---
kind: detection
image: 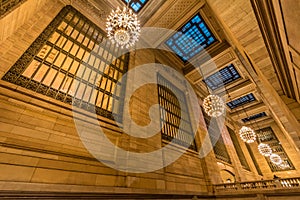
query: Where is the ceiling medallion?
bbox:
[258,143,272,157]
[270,153,283,165]
[239,126,256,143]
[203,94,225,117]
[106,6,140,48]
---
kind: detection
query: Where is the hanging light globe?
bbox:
[239,126,256,143]
[270,153,282,165]
[106,7,140,48]
[203,95,225,117]
[278,162,288,169]
[258,143,272,157]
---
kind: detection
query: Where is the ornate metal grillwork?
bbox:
[0,0,27,18]
[204,64,241,90]
[242,112,267,122]
[166,14,216,62]
[2,6,128,121]
[257,127,295,171]
[227,93,256,109]
[157,74,197,151]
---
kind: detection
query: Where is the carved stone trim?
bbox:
[0,0,28,19]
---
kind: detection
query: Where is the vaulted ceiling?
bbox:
[62,0,300,148]
[1,0,299,148]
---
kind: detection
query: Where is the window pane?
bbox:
[166,14,216,62]
[121,0,149,13]
[257,127,295,171]
[2,6,128,120]
[157,74,197,151]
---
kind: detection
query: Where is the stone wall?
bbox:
[0,0,211,194]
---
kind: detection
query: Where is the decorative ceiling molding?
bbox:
[71,0,108,30]
[250,0,296,99]
[0,0,28,19]
[145,0,205,29]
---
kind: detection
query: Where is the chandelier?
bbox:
[258,143,272,157]
[239,126,256,143]
[203,95,225,117]
[278,162,288,169]
[270,153,282,165]
[106,6,140,48]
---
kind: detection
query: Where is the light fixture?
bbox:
[202,94,225,117]
[258,143,272,157]
[239,126,256,143]
[106,3,140,48]
[278,162,288,169]
[270,153,282,165]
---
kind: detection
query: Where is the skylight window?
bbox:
[165,14,216,62]
[204,64,241,90]
[242,112,267,122]
[227,93,256,109]
[123,0,148,13]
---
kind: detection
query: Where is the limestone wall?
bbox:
[0,0,211,194]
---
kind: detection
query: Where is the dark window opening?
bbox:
[157,74,197,151]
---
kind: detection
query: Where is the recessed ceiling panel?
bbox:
[165,14,216,62]
[122,0,149,13]
[227,93,256,109]
[204,64,241,90]
[242,112,267,122]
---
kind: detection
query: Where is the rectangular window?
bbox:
[228,126,250,170]
[227,93,256,109]
[257,127,294,171]
[122,0,149,13]
[204,64,241,90]
[2,6,128,121]
[242,112,267,123]
[157,74,197,151]
[166,14,216,62]
[202,109,231,164]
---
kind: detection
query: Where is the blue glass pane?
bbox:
[122,0,148,13]
[242,112,267,122]
[165,14,216,62]
[227,93,256,109]
[131,3,141,12]
[204,64,241,90]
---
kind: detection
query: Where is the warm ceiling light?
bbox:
[270,153,283,165]
[203,94,225,117]
[278,162,288,169]
[106,6,140,48]
[239,126,256,143]
[258,143,272,157]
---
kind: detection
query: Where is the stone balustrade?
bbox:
[214,177,300,192]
